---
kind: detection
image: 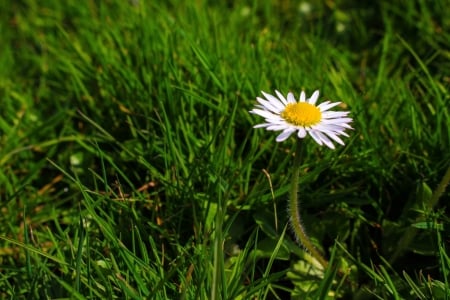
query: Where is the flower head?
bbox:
[250,90,352,149]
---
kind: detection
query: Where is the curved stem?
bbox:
[289,139,328,269]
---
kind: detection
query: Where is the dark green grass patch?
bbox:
[0,0,449,299]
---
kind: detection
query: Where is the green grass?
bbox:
[1,0,449,299]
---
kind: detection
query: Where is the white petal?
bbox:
[256,97,284,113]
[337,117,353,123]
[322,130,345,145]
[287,92,296,103]
[318,101,341,111]
[266,124,289,131]
[275,90,288,105]
[250,109,279,120]
[317,100,331,107]
[321,111,350,118]
[261,91,286,109]
[297,127,307,138]
[326,124,352,131]
[299,91,306,102]
[253,123,272,128]
[308,130,323,146]
[276,128,296,142]
[314,124,350,136]
[253,105,266,111]
[265,118,288,124]
[308,90,320,105]
[321,118,352,125]
[316,131,335,149]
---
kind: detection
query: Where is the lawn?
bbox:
[0,0,449,299]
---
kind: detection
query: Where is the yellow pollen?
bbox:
[280,102,322,126]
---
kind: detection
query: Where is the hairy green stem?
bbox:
[289,139,328,269]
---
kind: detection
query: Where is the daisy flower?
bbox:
[250,90,352,149]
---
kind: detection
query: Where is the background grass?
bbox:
[0,0,449,299]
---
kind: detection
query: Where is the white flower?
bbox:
[250,90,352,149]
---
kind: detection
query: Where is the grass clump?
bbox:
[0,0,449,299]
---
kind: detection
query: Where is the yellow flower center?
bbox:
[280,102,322,126]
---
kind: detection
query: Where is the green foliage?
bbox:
[0,0,449,299]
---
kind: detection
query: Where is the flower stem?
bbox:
[289,139,328,269]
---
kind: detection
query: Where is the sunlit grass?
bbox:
[0,0,449,299]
